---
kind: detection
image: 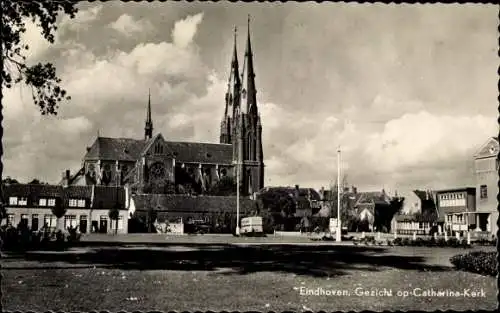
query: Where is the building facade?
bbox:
[473,136,498,235]
[2,183,128,234]
[392,190,442,235]
[436,188,476,233]
[64,19,264,197]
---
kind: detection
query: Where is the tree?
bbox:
[2,177,20,185]
[108,203,120,235]
[28,178,47,185]
[328,180,360,231]
[208,176,237,196]
[1,1,79,223]
[374,196,404,232]
[51,197,66,230]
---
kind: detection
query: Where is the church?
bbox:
[64,19,265,197]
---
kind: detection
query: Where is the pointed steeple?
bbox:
[228,26,241,113]
[242,15,257,116]
[145,88,153,140]
[221,26,241,144]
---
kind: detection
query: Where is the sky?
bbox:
[2,2,498,197]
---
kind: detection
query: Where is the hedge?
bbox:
[450,251,497,276]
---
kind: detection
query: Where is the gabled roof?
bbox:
[84,137,147,161]
[355,191,390,206]
[2,183,126,210]
[140,133,164,157]
[3,184,62,198]
[132,194,256,213]
[164,141,233,165]
[83,135,234,165]
[91,186,126,210]
[473,136,499,160]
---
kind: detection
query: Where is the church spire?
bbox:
[221,26,241,144]
[145,88,153,140]
[242,15,257,116]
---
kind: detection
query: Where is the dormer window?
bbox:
[39,198,47,206]
[9,197,18,205]
[18,197,28,206]
[69,199,85,207]
[48,199,56,206]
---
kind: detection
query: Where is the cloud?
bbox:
[2,4,496,195]
[60,4,103,32]
[171,12,204,48]
[109,14,153,35]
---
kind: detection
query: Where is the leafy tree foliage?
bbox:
[1,1,78,223]
[108,202,120,234]
[28,178,47,184]
[374,196,404,232]
[2,177,20,184]
[208,176,237,196]
[51,197,66,230]
[2,1,78,114]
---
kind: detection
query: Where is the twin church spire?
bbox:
[220,15,260,144]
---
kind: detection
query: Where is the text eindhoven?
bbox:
[299,287,486,298]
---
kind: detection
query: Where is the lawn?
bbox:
[1,240,497,311]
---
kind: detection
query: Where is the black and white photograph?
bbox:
[1,1,498,311]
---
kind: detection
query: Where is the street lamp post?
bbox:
[336,147,342,242]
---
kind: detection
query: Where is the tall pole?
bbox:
[336,147,342,242]
[236,160,240,236]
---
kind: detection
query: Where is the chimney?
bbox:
[61,171,69,187]
[86,146,91,152]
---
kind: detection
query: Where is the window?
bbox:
[69,199,78,207]
[44,214,57,228]
[154,143,164,154]
[480,185,488,199]
[39,198,47,206]
[48,198,56,206]
[77,199,86,207]
[18,197,27,205]
[117,216,123,230]
[64,215,77,229]
[7,214,15,226]
[9,197,17,205]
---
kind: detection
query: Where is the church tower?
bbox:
[220,27,241,145]
[233,16,265,195]
[145,89,153,140]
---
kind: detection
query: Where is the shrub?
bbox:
[448,237,460,247]
[393,237,403,246]
[0,225,82,252]
[450,251,497,276]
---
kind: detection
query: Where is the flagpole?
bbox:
[336,147,342,242]
[236,159,240,235]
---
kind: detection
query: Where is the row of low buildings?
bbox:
[391,136,499,237]
[1,137,497,236]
